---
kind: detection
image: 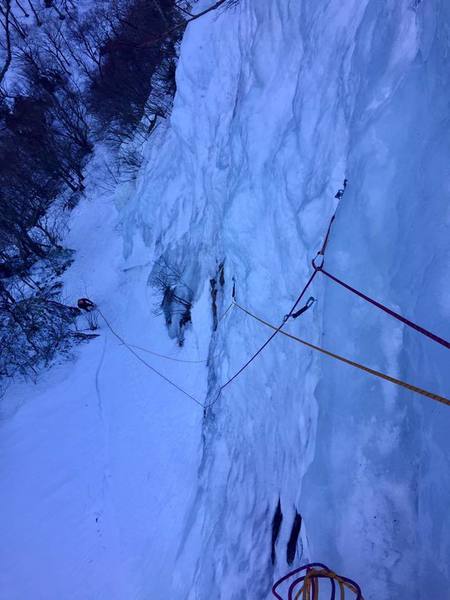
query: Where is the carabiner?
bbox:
[312,252,324,271]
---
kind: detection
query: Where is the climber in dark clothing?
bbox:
[77,297,96,311]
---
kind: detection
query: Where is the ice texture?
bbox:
[1,1,449,598]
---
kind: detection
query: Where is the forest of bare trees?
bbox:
[0,0,187,382]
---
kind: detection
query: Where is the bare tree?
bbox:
[0,0,12,86]
[140,0,237,48]
[27,0,42,26]
[0,0,208,378]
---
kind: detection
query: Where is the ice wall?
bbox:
[301,1,450,597]
[123,0,450,597]
[1,1,449,599]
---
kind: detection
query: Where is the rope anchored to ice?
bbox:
[311,179,450,351]
[94,178,449,410]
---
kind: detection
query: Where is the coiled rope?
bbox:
[272,562,363,600]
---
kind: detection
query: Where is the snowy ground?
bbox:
[1,0,450,598]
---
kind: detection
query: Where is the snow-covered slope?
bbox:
[1,1,450,599]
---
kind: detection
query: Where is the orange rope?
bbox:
[293,567,361,599]
[234,302,450,408]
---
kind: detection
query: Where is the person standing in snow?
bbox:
[77,297,96,311]
[76,298,98,330]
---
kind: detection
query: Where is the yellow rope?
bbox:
[293,567,361,600]
[234,302,450,408]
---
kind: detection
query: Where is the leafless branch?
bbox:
[0,0,12,86]
[27,0,41,27]
[140,0,234,48]
[15,0,29,18]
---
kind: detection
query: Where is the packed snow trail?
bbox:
[1,1,450,599]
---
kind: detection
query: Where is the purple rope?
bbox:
[273,562,362,600]
[272,563,328,599]
[205,269,319,409]
[320,267,450,351]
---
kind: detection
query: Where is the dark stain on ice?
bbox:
[271,498,283,564]
[286,511,302,565]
